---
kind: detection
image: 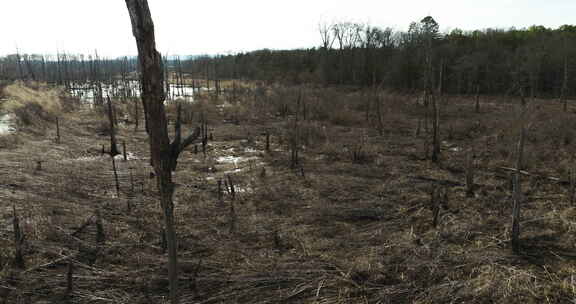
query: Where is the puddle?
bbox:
[67,152,140,162]
[0,114,16,134]
[114,152,140,161]
[244,147,259,153]
[442,141,461,152]
[234,185,253,193]
[216,155,254,165]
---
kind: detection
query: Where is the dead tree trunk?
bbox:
[66,261,74,298]
[56,117,61,143]
[570,167,576,205]
[561,54,569,112]
[511,110,526,254]
[112,156,121,198]
[134,97,140,132]
[107,96,120,156]
[475,84,481,113]
[13,206,25,269]
[465,147,475,197]
[431,60,443,163]
[124,1,201,303]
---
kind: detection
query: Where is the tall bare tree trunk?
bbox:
[125,2,200,303]
[431,60,443,163]
[511,108,526,254]
[561,54,569,112]
[107,96,120,156]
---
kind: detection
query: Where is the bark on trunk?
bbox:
[124,1,199,303]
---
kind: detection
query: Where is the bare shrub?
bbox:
[296,121,326,147]
[165,97,218,124]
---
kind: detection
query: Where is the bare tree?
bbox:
[431,59,443,162]
[124,1,200,303]
[106,95,120,156]
[318,22,335,50]
[318,22,335,84]
[332,22,363,83]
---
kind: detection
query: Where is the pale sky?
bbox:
[1,0,575,57]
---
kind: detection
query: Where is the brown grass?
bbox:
[1,82,69,128]
[1,82,576,303]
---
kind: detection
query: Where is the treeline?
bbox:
[0,53,138,87]
[184,18,576,97]
[0,52,195,90]
[3,16,576,98]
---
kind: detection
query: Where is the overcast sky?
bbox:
[1,0,575,57]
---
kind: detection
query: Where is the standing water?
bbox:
[69,80,206,104]
[0,114,15,134]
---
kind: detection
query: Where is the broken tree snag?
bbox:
[169,103,200,172]
[226,174,237,234]
[35,160,43,172]
[95,208,105,245]
[511,115,526,254]
[56,117,61,143]
[430,188,440,228]
[112,156,121,198]
[125,1,200,303]
[13,206,25,269]
[107,96,120,157]
[66,261,74,298]
[134,97,140,132]
[570,167,576,205]
[475,84,481,113]
[465,147,475,197]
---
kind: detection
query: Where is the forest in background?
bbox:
[190,19,576,98]
[2,17,576,98]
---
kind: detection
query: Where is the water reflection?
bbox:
[68,80,206,104]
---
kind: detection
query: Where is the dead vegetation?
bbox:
[1,81,576,303]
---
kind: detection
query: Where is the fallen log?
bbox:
[495,166,564,184]
[410,176,463,187]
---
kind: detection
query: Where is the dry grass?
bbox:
[1,82,69,128]
[3,82,64,114]
[1,82,576,303]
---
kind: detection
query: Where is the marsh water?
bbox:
[69,80,206,103]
